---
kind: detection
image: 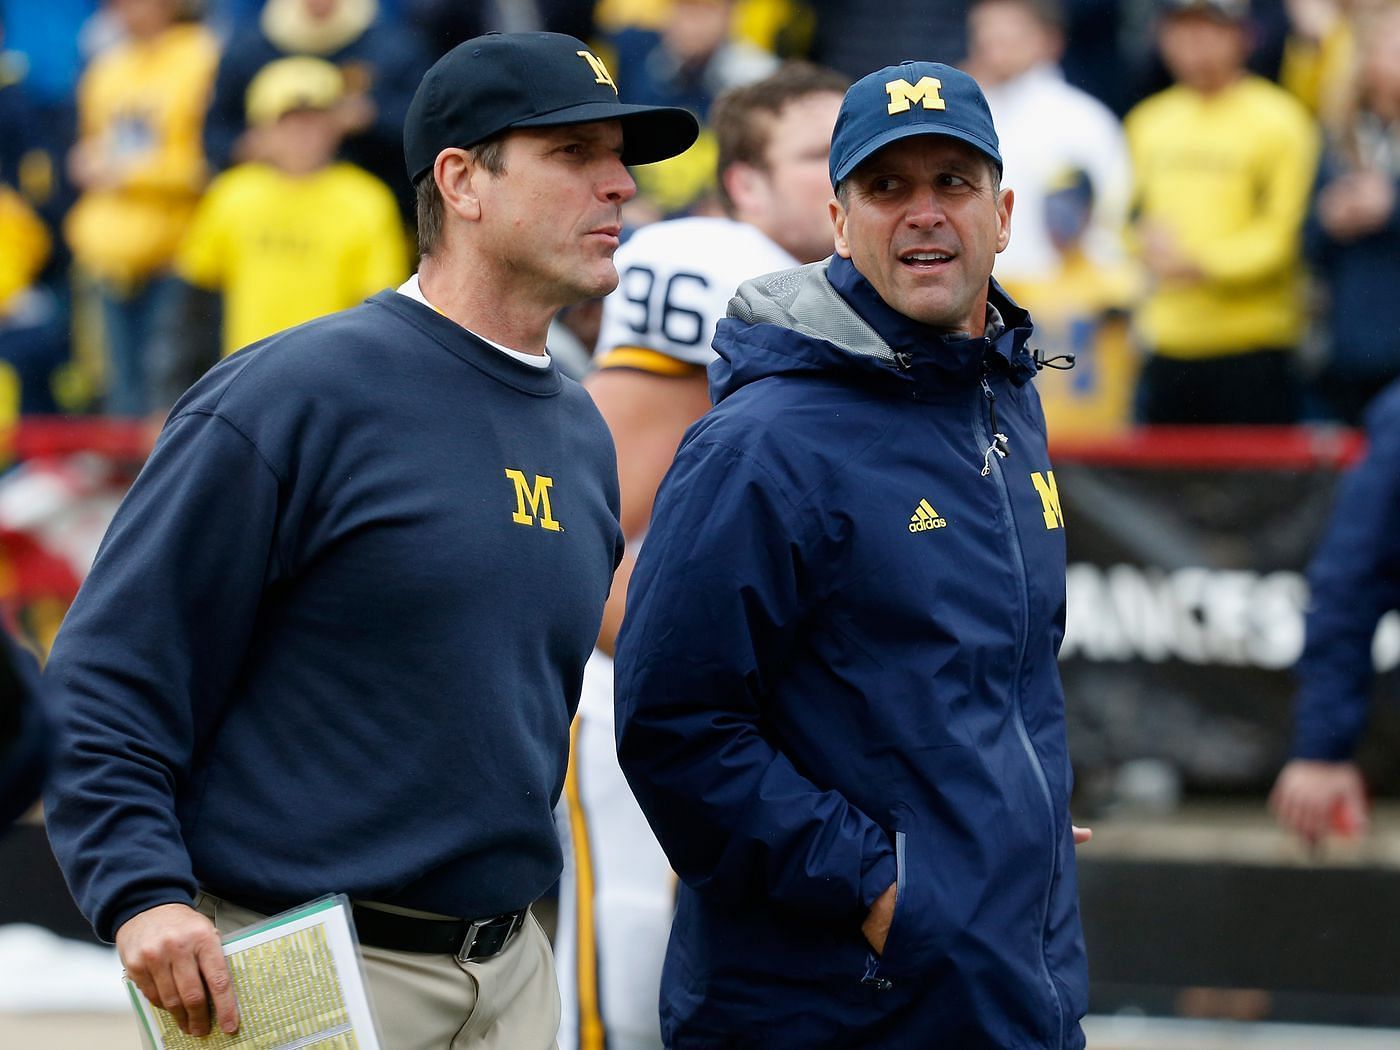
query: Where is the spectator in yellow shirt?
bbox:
[153,55,407,407]
[0,184,47,317]
[1125,0,1319,424]
[0,182,63,428]
[63,0,218,417]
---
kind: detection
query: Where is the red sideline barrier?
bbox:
[0,418,1373,472]
[10,416,152,462]
[1050,425,1367,470]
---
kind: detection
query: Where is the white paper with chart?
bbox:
[126,894,381,1050]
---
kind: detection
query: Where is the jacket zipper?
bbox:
[979,376,1010,476]
[975,376,1066,1047]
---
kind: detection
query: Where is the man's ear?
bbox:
[830,197,852,259]
[436,148,482,223]
[723,162,765,215]
[995,187,1014,254]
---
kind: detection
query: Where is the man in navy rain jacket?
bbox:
[1270,377,1400,844]
[615,61,1089,1048]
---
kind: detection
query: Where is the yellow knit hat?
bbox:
[245,56,345,127]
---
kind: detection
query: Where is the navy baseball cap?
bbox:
[829,61,1002,187]
[404,32,700,184]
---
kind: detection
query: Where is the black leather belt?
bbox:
[351,903,529,963]
[206,890,528,963]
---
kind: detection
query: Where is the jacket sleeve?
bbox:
[43,410,284,941]
[1291,391,1400,760]
[615,437,896,920]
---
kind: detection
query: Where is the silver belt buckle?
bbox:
[456,909,526,964]
[455,917,491,963]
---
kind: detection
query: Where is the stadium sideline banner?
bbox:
[1053,428,1400,797]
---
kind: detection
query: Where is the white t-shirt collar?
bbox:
[397,274,552,370]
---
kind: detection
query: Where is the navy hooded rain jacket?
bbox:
[615,256,1089,1049]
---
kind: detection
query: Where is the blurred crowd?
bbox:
[0,0,1398,436]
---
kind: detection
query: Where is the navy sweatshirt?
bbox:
[44,291,623,942]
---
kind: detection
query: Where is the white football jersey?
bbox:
[595,216,799,370]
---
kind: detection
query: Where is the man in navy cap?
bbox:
[615,61,1089,1047]
[44,32,696,1048]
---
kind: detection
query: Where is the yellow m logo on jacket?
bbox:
[1030,471,1064,530]
[885,77,946,115]
[505,469,561,532]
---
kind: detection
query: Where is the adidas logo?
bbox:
[909,499,948,533]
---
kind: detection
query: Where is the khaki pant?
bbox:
[195,893,560,1050]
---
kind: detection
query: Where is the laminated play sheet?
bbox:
[127,895,380,1050]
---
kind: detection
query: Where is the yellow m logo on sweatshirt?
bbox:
[505,469,561,532]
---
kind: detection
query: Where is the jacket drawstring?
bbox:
[979,375,1010,476]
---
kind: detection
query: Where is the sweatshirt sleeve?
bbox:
[615,438,896,920]
[1291,394,1400,760]
[43,409,285,941]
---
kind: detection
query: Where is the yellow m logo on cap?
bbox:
[885,76,947,116]
[505,469,562,532]
[577,50,618,94]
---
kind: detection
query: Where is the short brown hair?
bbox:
[414,136,508,259]
[710,61,850,215]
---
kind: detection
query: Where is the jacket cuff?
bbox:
[1289,699,1364,762]
[1289,736,1358,763]
[859,845,897,911]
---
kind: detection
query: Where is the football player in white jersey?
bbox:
[557,61,849,1050]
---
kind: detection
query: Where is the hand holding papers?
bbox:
[127,895,381,1050]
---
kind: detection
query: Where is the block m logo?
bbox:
[505,469,562,532]
[885,76,946,116]
[1030,471,1064,530]
[576,50,618,93]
